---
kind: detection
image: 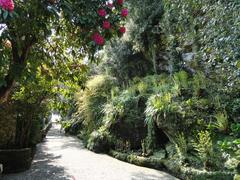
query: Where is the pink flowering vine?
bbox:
[119,27,126,34]
[92,1,128,46]
[0,0,14,12]
[107,2,114,9]
[103,20,111,29]
[117,0,124,6]
[121,8,128,17]
[98,8,107,17]
[92,32,105,46]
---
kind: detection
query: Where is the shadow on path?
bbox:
[2,124,178,180]
[2,126,72,180]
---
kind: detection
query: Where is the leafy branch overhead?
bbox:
[0,0,129,103]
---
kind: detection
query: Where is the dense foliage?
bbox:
[1,0,240,179]
[0,0,128,104]
[61,0,240,179]
[0,0,128,150]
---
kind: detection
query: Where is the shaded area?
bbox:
[2,126,73,180]
[0,148,32,174]
[2,146,71,180]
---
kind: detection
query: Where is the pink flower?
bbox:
[119,27,126,34]
[0,0,14,12]
[103,20,111,29]
[98,9,107,17]
[117,0,124,6]
[107,3,114,9]
[121,8,128,17]
[92,32,105,46]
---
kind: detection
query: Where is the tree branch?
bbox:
[0,36,37,103]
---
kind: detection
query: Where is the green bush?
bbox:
[87,130,112,153]
[160,0,240,76]
[100,75,170,150]
[107,93,147,150]
[193,131,213,169]
[59,0,240,177]
[14,101,48,148]
[75,75,117,136]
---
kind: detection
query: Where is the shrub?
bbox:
[175,132,188,162]
[87,130,112,153]
[192,131,213,169]
[160,0,240,78]
[75,75,117,135]
[99,75,166,150]
[213,111,229,134]
[103,89,147,150]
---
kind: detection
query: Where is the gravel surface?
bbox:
[2,124,178,180]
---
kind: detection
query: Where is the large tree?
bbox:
[0,0,128,103]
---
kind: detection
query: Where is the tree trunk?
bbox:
[0,37,35,103]
[0,58,25,103]
[0,76,15,103]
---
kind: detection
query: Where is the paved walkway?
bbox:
[2,124,177,180]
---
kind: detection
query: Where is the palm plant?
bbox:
[213,111,229,134]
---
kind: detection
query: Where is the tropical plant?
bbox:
[213,111,229,134]
[173,70,189,90]
[193,131,213,169]
[231,123,240,138]
[175,132,188,162]
[75,75,117,135]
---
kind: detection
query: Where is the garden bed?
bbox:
[0,148,33,174]
[109,150,235,180]
[109,150,166,170]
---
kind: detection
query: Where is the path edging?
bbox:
[109,150,235,180]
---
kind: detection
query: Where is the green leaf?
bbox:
[73,76,78,82]
[3,11,8,20]
[236,60,240,69]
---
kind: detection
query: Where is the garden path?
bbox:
[2,124,177,180]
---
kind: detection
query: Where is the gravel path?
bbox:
[2,124,178,180]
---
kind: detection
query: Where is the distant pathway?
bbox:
[2,124,177,180]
